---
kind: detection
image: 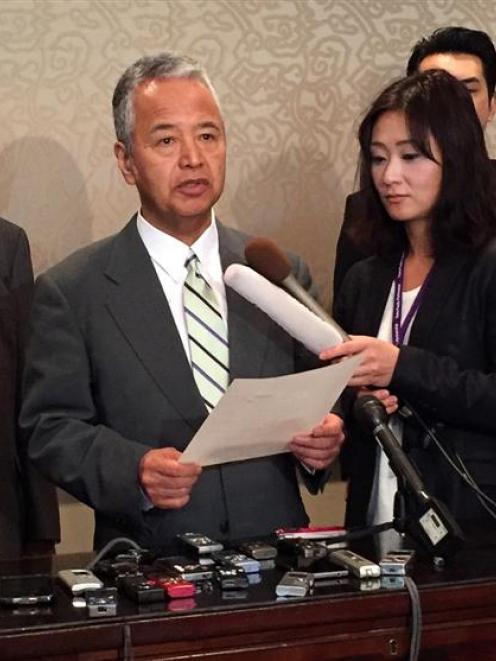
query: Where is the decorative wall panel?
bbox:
[1,0,494,302]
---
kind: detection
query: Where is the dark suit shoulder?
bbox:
[343,190,366,223]
[0,216,25,238]
[333,253,391,325]
[217,221,251,246]
[216,222,253,262]
[0,217,27,260]
[218,221,309,278]
[339,254,383,290]
[460,238,496,294]
[32,230,125,326]
[333,191,368,300]
[40,233,117,290]
[437,239,496,287]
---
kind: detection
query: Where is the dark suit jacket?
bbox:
[23,219,327,550]
[333,191,368,301]
[333,243,496,530]
[0,218,59,558]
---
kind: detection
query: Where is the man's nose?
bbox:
[179,137,202,168]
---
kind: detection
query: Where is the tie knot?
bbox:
[185,252,198,271]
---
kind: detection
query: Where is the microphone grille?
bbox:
[245,237,292,283]
[353,395,388,430]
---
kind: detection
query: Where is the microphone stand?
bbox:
[353,396,465,561]
[391,470,415,536]
[335,489,461,564]
[387,477,463,561]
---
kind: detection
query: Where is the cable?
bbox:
[123,623,134,661]
[454,453,496,519]
[402,400,496,522]
[318,522,396,553]
[406,401,496,511]
[86,537,142,571]
[404,576,422,661]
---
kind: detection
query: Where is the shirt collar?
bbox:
[136,209,219,283]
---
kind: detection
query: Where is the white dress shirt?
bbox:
[367,283,421,527]
[136,209,228,363]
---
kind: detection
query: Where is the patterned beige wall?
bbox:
[1,0,495,302]
[1,0,495,551]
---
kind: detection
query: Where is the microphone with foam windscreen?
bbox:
[244,237,349,341]
[224,263,345,354]
[354,395,464,557]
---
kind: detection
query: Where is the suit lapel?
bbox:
[409,252,471,347]
[355,257,398,336]
[218,223,273,380]
[358,252,470,346]
[103,219,206,428]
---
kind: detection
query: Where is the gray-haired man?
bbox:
[22,52,344,549]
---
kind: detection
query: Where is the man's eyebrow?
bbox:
[150,122,176,133]
[197,121,222,130]
[150,120,222,133]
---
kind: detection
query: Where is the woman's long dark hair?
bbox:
[352,69,496,258]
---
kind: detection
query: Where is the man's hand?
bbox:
[139,447,202,510]
[289,413,345,471]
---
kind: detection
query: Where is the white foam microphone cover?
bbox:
[224,264,344,354]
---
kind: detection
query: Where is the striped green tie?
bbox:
[183,253,229,411]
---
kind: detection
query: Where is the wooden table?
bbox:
[1,534,496,660]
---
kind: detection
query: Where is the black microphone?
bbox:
[354,395,464,557]
[244,237,349,342]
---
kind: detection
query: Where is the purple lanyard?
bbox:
[392,252,433,346]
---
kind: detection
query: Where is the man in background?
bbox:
[0,218,59,557]
[333,26,496,300]
[22,52,344,550]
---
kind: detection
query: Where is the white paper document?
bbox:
[180,355,361,467]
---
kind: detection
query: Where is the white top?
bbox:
[136,210,227,363]
[367,282,421,526]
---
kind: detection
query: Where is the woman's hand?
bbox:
[356,387,399,415]
[320,336,400,388]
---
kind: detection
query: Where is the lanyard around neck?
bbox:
[392,251,434,346]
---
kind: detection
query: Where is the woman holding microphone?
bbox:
[326,70,496,535]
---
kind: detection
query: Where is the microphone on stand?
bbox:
[354,395,464,558]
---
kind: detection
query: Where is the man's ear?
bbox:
[114,141,136,185]
[488,94,496,124]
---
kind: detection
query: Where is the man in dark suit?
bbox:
[333,26,496,301]
[22,53,344,550]
[0,218,59,558]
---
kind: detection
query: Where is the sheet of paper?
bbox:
[180,355,361,466]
